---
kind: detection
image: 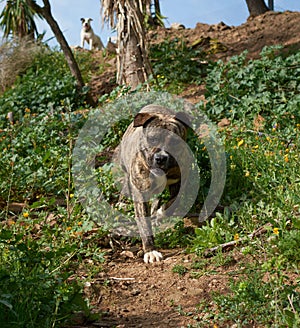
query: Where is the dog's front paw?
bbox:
[143,250,163,263]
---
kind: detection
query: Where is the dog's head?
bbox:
[81,18,92,31]
[133,111,190,172]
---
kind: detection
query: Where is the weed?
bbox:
[211,270,300,327]
[172,264,188,276]
[155,221,194,249]
[150,38,207,91]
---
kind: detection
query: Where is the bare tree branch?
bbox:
[26,0,83,87]
[26,0,96,105]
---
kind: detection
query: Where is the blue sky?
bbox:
[0,0,299,48]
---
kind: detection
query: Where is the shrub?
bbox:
[0,46,91,120]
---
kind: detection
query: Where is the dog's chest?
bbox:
[81,30,94,40]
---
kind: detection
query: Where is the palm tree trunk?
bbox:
[116,0,152,89]
[120,28,146,88]
[101,0,153,89]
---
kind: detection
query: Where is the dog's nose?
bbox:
[154,153,168,166]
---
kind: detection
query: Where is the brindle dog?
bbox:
[118,104,190,263]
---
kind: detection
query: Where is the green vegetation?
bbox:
[0,39,299,327]
[0,44,102,327]
[164,46,300,327]
[150,38,206,92]
[172,264,188,276]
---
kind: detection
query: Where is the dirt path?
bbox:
[84,249,238,327]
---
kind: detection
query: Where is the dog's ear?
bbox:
[133,113,156,127]
[80,18,85,22]
[174,112,191,127]
[88,18,93,22]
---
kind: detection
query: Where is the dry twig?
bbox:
[204,223,272,257]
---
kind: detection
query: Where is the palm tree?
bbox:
[0,0,42,39]
[101,0,153,89]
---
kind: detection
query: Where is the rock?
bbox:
[217,21,231,31]
[120,250,135,259]
[218,118,231,128]
[131,288,141,296]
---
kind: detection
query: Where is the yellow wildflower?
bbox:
[23,212,29,218]
[284,154,289,163]
[245,171,250,177]
[234,233,239,241]
[69,193,74,198]
[273,228,279,235]
[25,108,31,113]
[237,139,244,147]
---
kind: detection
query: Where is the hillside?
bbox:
[90,10,300,103]
[0,10,299,328]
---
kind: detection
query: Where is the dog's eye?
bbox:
[147,135,160,145]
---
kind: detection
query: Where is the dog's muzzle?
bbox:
[153,150,171,170]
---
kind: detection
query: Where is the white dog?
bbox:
[80,18,104,50]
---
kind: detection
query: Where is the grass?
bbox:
[0,39,299,327]
[0,39,41,93]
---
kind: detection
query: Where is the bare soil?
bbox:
[84,249,237,327]
[75,11,300,328]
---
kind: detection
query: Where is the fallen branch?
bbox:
[204,223,272,257]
